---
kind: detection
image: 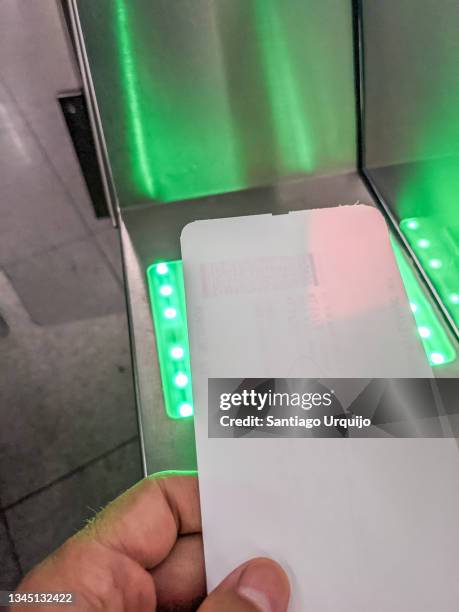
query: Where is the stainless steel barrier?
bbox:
[66,0,459,473]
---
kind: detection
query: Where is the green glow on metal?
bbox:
[115,0,155,196]
[253,0,313,172]
[400,217,459,330]
[147,261,193,419]
[114,0,243,202]
[110,2,354,202]
[391,237,456,367]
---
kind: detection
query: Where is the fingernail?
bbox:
[237,560,289,612]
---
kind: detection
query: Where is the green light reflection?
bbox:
[112,1,354,202]
[391,237,456,367]
[400,217,459,330]
[115,0,155,197]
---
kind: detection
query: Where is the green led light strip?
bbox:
[148,245,455,420]
[391,237,456,367]
[400,217,459,330]
[147,261,193,419]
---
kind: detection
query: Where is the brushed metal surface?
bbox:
[118,172,459,474]
[360,0,459,340]
[72,0,459,472]
[75,0,356,207]
[361,0,459,169]
[72,0,359,469]
[122,172,377,473]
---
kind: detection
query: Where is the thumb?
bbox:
[198,557,290,612]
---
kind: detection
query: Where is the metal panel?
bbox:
[121,173,459,473]
[362,0,459,169]
[360,0,459,340]
[75,0,357,207]
[72,0,459,473]
[122,172,382,473]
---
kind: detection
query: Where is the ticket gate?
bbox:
[63,0,459,473]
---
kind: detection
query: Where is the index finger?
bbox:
[79,471,201,569]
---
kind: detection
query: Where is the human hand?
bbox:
[15,472,290,611]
